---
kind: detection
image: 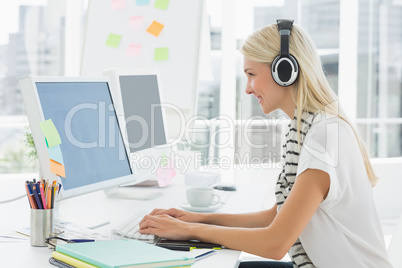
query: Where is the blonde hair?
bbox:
[240,24,378,187]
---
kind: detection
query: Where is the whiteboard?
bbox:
[81,0,203,112]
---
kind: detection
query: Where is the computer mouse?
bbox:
[213,184,237,191]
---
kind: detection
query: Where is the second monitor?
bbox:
[104,68,173,184]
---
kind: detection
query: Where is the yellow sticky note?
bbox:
[154,0,170,10]
[146,21,164,37]
[106,33,122,48]
[50,159,66,178]
[154,47,169,61]
[40,119,61,148]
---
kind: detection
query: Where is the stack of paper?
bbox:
[50,239,194,268]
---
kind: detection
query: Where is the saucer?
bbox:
[178,202,224,212]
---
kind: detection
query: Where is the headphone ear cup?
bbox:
[271,55,299,87]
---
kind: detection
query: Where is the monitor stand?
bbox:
[103,183,163,200]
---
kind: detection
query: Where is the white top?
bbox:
[296,114,392,268]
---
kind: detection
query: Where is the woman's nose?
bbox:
[245,85,253,95]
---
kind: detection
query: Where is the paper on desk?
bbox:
[13,220,110,241]
[54,221,110,240]
[0,232,29,243]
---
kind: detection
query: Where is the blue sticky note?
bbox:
[136,0,150,6]
[48,145,64,165]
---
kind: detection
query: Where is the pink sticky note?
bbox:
[156,158,176,187]
[112,0,125,9]
[126,43,142,56]
[129,16,144,28]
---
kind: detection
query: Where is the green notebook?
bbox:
[55,239,195,268]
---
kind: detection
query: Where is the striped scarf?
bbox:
[275,110,317,268]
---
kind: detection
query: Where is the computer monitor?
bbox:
[103,68,173,182]
[19,76,142,200]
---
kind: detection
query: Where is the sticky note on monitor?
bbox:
[106,33,122,48]
[154,0,170,10]
[40,119,61,148]
[146,21,164,37]
[48,145,64,165]
[154,47,169,61]
[50,159,66,178]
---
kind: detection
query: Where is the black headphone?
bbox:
[271,19,299,87]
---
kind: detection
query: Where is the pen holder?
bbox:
[30,209,53,247]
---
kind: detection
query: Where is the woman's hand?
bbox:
[139,208,202,225]
[139,214,195,240]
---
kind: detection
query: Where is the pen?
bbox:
[35,183,43,208]
[70,239,95,243]
[26,182,38,209]
[51,185,55,209]
[39,183,47,209]
[32,184,43,209]
[57,183,62,195]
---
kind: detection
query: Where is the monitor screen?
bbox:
[35,81,132,192]
[119,75,167,153]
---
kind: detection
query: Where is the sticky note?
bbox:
[154,0,170,10]
[154,47,169,61]
[156,158,176,187]
[50,159,66,178]
[146,21,164,37]
[48,145,64,165]
[136,0,150,6]
[111,0,125,9]
[126,43,142,56]
[40,119,61,148]
[129,16,144,27]
[105,33,122,48]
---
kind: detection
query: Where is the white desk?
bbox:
[0,167,281,268]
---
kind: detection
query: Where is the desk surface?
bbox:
[0,168,280,267]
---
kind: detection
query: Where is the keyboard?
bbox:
[111,213,159,243]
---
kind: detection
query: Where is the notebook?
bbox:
[51,251,97,268]
[55,239,195,268]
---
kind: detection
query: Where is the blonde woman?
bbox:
[139,20,392,268]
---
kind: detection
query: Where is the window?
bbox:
[0,0,400,175]
[0,1,87,174]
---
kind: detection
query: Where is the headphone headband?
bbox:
[277,19,293,57]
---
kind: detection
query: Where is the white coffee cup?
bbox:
[186,187,221,207]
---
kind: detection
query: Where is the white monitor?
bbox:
[19,76,142,200]
[103,68,173,182]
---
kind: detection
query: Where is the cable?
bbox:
[0,194,26,204]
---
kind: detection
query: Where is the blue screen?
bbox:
[36,82,132,191]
